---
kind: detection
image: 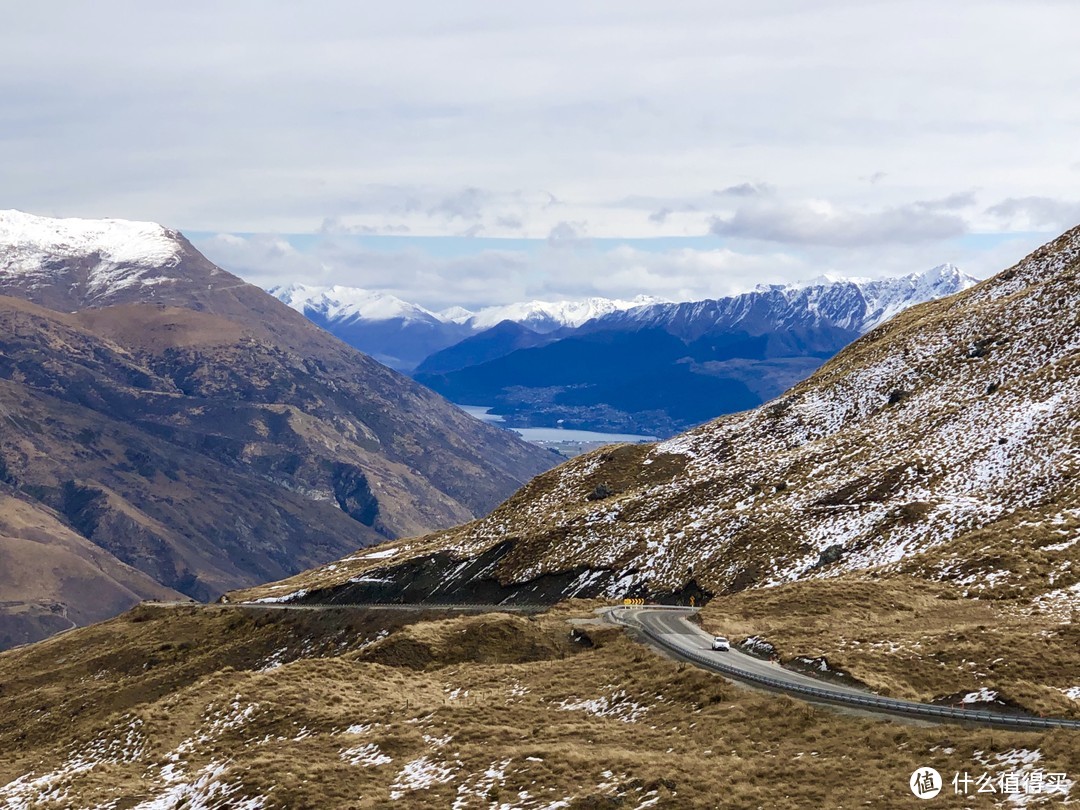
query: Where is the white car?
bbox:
[711,636,730,651]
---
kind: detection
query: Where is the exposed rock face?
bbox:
[0,211,556,646]
[236,226,1080,610]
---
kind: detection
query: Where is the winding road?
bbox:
[146,600,1080,731]
[605,605,1080,732]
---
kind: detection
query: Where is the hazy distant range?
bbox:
[273,265,977,440]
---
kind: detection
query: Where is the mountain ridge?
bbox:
[235,223,1080,617]
[579,263,975,339]
[0,210,556,648]
[413,265,977,436]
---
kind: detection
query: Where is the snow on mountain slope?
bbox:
[0,209,184,301]
[268,284,472,371]
[265,267,970,362]
[270,285,663,332]
[236,223,1080,610]
[856,263,974,330]
[271,283,444,325]
[595,264,977,339]
[462,295,665,332]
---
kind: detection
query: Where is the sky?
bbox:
[3,1,1080,309]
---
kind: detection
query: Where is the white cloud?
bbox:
[2,1,1079,302]
[191,225,1042,312]
[709,197,969,246]
[984,197,1080,231]
[2,2,1078,228]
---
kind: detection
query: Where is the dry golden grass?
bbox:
[0,603,1077,808]
[701,575,1080,719]
[74,304,247,351]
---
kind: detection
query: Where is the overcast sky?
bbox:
[4,1,1080,308]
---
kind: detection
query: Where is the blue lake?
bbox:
[458,405,656,444]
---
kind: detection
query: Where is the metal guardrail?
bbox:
[608,607,1080,732]
[226,601,549,613]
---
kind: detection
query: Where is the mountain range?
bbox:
[0,210,555,648]
[271,283,659,371]
[272,268,976,438]
[2,222,1078,807]
[241,224,1080,615]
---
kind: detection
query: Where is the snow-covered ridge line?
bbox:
[269,264,974,333]
[461,295,665,331]
[271,283,442,324]
[610,263,978,336]
[0,209,186,303]
[0,209,181,267]
[271,284,664,330]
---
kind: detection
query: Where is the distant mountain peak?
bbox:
[268,286,668,332]
[590,263,978,340]
[438,305,475,323]
[271,283,442,325]
[763,263,976,295]
[463,294,668,332]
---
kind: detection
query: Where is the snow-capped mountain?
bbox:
[412,264,979,437]
[0,209,556,648]
[586,264,977,340]
[267,284,665,370]
[458,295,665,332]
[857,263,975,329]
[269,283,474,371]
[272,283,445,326]
[271,284,661,332]
[0,209,188,306]
[267,269,972,378]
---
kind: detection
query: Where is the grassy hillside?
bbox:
[1,603,1076,808]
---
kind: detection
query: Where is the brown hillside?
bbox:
[0,212,556,647]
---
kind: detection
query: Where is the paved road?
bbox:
[612,606,872,699]
[605,605,1080,732]
[147,600,545,614]
[144,599,1079,730]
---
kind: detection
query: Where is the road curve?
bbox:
[145,600,1079,731]
[605,605,1080,732]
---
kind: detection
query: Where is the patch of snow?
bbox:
[359,547,401,560]
[451,758,511,810]
[256,647,289,672]
[388,756,459,801]
[1043,536,1079,552]
[0,210,183,301]
[0,717,146,809]
[251,589,308,604]
[1029,582,1080,623]
[340,743,393,768]
[557,689,649,723]
[0,210,180,268]
[131,761,265,810]
[961,688,1000,704]
[971,748,1074,807]
[423,732,453,749]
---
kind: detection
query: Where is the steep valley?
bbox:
[0,211,556,647]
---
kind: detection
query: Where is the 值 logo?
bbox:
[910,767,943,799]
